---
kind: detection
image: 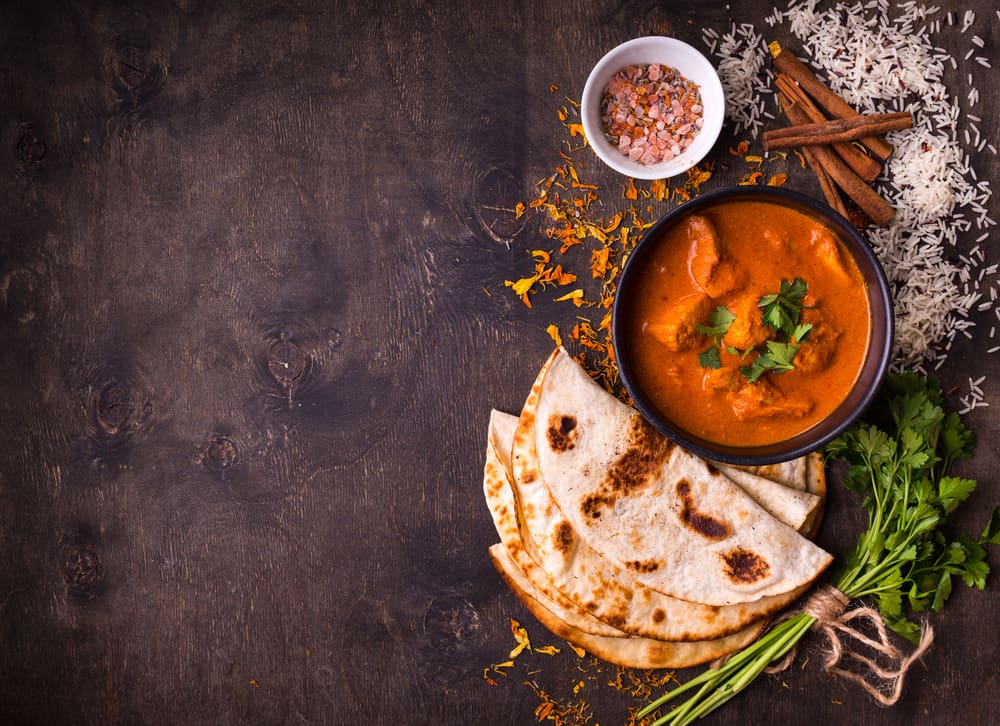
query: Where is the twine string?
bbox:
[765,584,934,706]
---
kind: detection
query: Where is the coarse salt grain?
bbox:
[600,64,704,166]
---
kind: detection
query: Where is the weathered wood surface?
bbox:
[1,1,997,724]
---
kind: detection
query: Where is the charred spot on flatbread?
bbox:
[546,414,578,452]
[652,608,666,624]
[677,480,731,540]
[579,417,673,521]
[581,493,615,519]
[721,548,771,584]
[624,559,661,574]
[554,521,575,553]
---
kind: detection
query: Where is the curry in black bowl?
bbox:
[612,187,893,465]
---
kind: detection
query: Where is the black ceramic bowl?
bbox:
[612,186,894,465]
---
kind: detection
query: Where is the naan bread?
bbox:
[514,348,832,607]
[491,407,810,641]
[489,543,767,669]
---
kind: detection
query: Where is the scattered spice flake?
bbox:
[546,323,563,346]
[729,140,750,155]
[591,247,611,278]
[531,249,552,263]
[624,177,639,200]
[249,679,259,688]
[545,264,577,286]
[510,618,532,658]
[515,201,526,219]
[767,173,788,187]
[524,680,593,726]
[485,621,686,725]
[738,170,764,185]
[504,272,541,307]
[566,123,585,138]
[554,289,587,307]
[649,178,670,201]
[793,149,806,168]
[685,164,714,189]
[550,84,559,93]
[744,154,765,166]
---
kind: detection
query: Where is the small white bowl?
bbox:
[581,36,725,180]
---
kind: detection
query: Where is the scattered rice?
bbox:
[704,0,996,404]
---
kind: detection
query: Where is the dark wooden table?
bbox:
[2,1,997,724]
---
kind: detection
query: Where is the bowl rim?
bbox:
[581,36,725,180]
[612,186,895,465]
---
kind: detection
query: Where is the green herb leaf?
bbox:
[698,346,722,369]
[695,305,736,338]
[740,341,799,382]
[938,476,977,514]
[758,278,808,339]
[792,322,813,343]
[981,506,1000,545]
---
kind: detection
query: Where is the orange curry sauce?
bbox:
[625,200,870,447]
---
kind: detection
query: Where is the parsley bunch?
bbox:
[637,373,999,725]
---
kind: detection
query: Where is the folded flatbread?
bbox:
[483,410,624,638]
[711,464,819,533]
[512,348,832,607]
[488,408,810,641]
[720,459,808,491]
[488,543,766,669]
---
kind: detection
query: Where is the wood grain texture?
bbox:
[0,1,997,724]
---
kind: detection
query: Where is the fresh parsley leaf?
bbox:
[695,306,736,338]
[758,278,808,339]
[740,341,799,382]
[938,476,977,514]
[698,346,722,369]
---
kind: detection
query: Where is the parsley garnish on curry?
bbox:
[624,200,870,448]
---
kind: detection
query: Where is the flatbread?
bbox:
[514,347,832,607]
[483,410,624,638]
[488,544,767,669]
[491,408,811,641]
[719,458,808,491]
[709,464,820,532]
[801,452,827,540]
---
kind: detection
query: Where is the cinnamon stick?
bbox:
[778,88,894,226]
[763,112,913,151]
[769,41,895,160]
[775,74,883,183]
[801,145,849,219]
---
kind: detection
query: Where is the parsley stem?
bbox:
[641,615,814,725]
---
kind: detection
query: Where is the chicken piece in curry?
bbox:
[624,202,870,447]
[686,214,745,297]
[646,293,712,352]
